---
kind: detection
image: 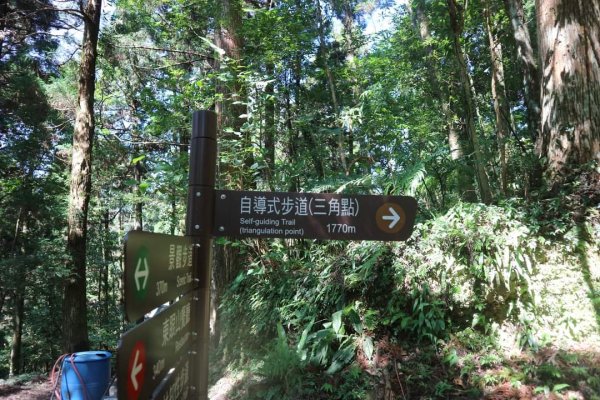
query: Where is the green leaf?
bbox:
[332,310,343,334]
[131,155,146,164]
[362,336,374,360]
[276,323,286,340]
[138,182,149,193]
[552,383,569,393]
[297,319,314,352]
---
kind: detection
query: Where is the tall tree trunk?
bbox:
[0,291,6,320]
[63,0,102,354]
[485,0,514,196]
[133,161,144,231]
[411,0,477,202]
[447,0,493,204]
[316,0,347,173]
[536,0,600,182]
[212,0,246,347]
[9,210,25,376]
[285,83,301,191]
[341,0,358,165]
[504,0,541,142]
[101,208,110,318]
[9,293,24,376]
[264,62,276,188]
[503,0,543,192]
[0,0,7,57]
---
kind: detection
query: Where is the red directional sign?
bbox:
[117,292,196,400]
[126,341,146,400]
[213,190,418,241]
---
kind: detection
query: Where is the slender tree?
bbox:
[410,0,477,202]
[447,0,493,203]
[484,0,514,195]
[63,0,102,353]
[504,0,541,142]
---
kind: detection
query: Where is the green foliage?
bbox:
[395,202,540,332]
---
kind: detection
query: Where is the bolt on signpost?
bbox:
[117,110,417,400]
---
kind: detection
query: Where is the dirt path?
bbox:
[0,377,54,399]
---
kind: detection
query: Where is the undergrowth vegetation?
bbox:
[213,198,600,399]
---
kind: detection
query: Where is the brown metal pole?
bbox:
[186,111,217,400]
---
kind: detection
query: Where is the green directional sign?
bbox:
[133,246,150,300]
[124,231,196,322]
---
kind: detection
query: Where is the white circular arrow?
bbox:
[381,207,401,229]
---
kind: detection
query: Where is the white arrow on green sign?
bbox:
[134,257,149,292]
[124,231,196,322]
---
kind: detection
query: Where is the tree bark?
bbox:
[133,161,144,231]
[63,0,102,354]
[485,0,514,196]
[212,0,246,347]
[264,62,276,188]
[101,208,110,318]
[9,293,24,376]
[316,0,347,173]
[504,0,541,143]
[447,0,493,204]
[9,210,25,376]
[536,0,600,181]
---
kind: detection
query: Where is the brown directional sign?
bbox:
[151,356,191,400]
[213,190,417,241]
[124,231,196,322]
[117,292,195,400]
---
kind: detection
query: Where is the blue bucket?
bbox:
[61,351,112,400]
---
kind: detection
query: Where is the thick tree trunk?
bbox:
[63,0,102,354]
[447,0,493,204]
[485,0,514,196]
[411,0,477,202]
[212,0,246,347]
[536,0,600,181]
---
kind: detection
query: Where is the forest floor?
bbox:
[0,375,53,399]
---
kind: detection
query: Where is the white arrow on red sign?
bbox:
[127,341,146,399]
[131,349,143,390]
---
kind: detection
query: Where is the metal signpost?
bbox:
[116,110,417,399]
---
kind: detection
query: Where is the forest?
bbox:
[1,0,599,398]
